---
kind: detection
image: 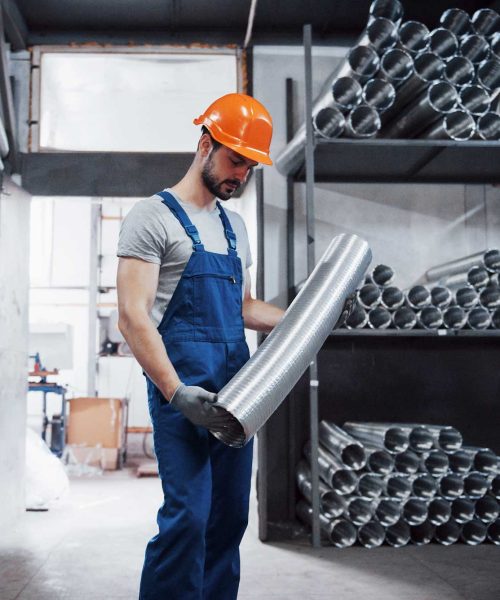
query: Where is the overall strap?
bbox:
[216,201,238,257]
[156,191,205,251]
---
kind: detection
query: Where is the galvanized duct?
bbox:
[368,306,392,329]
[428,28,459,60]
[489,520,500,545]
[374,497,401,526]
[362,79,396,112]
[392,306,417,329]
[458,85,490,117]
[406,285,431,309]
[357,520,386,548]
[420,110,476,141]
[424,425,463,452]
[312,107,345,139]
[471,8,500,37]
[364,446,395,475]
[440,8,472,38]
[385,520,410,547]
[411,473,438,499]
[332,77,363,114]
[430,286,453,309]
[343,422,409,453]
[296,500,357,548]
[455,286,479,309]
[345,304,369,329]
[397,21,429,56]
[343,104,381,138]
[357,282,382,309]
[410,521,435,545]
[463,471,489,498]
[427,497,451,526]
[357,472,385,499]
[369,0,404,25]
[459,34,490,64]
[439,474,464,500]
[417,306,444,330]
[425,249,500,282]
[296,460,347,518]
[377,48,414,88]
[371,263,395,286]
[461,446,499,475]
[212,234,371,447]
[475,496,500,523]
[394,449,420,475]
[385,474,413,500]
[435,519,461,545]
[448,449,473,474]
[303,441,359,494]
[461,519,487,545]
[443,305,467,330]
[318,421,367,470]
[420,449,450,476]
[381,285,404,310]
[477,112,500,140]
[443,56,475,87]
[451,497,475,524]
[476,58,500,92]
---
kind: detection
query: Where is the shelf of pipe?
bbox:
[330,328,500,337]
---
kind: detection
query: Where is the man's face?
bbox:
[201,144,258,201]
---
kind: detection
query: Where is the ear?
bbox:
[198,133,213,158]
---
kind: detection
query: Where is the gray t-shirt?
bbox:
[117,189,252,327]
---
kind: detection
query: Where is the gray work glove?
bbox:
[169,384,232,433]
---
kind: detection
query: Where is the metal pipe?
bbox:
[428,498,451,526]
[491,475,500,500]
[443,265,490,290]
[430,286,453,309]
[403,425,435,453]
[394,449,420,475]
[345,496,374,526]
[475,496,500,523]
[374,497,401,526]
[368,306,392,329]
[416,306,444,330]
[440,8,472,38]
[428,28,459,60]
[471,8,500,37]
[448,449,473,474]
[296,500,357,547]
[455,286,479,309]
[411,473,438,500]
[420,110,476,141]
[362,79,396,113]
[357,520,386,548]
[477,111,500,141]
[458,85,490,117]
[463,471,490,498]
[461,518,488,545]
[385,519,410,547]
[318,421,367,470]
[397,21,429,56]
[371,263,395,286]
[364,446,395,475]
[343,422,409,453]
[467,306,492,330]
[377,48,414,88]
[410,521,435,545]
[345,304,369,329]
[360,16,400,53]
[477,58,500,92]
[420,449,449,476]
[312,107,345,139]
[380,52,444,127]
[435,519,461,545]
[343,104,381,138]
[443,56,475,87]
[331,77,363,114]
[491,32,500,60]
[402,497,428,526]
[381,286,404,310]
[426,249,500,282]
[358,283,382,309]
[493,307,500,329]
[406,285,431,309]
[303,441,358,494]
[451,497,475,524]
[439,473,464,500]
[459,34,490,64]
[423,425,463,453]
[479,285,500,309]
[483,249,500,273]
[461,446,500,476]
[385,473,413,500]
[369,0,404,26]
[392,306,417,330]
[442,306,467,330]
[487,519,500,545]
[357,472,385,499]
[213,234,372,447]
[296,460,348,518]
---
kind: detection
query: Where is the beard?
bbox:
[201,153,240,201]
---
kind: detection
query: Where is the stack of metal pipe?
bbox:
[341,248,500,331]
[296,420,500,547]
[276,1,500,176]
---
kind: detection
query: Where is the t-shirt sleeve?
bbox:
[117,198,167,265]
[231,212,252,270]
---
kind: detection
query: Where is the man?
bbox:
[117,93,284,600]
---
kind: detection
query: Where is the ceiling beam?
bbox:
[2,0,27,50]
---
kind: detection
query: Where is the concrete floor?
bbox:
[1,461,499,600]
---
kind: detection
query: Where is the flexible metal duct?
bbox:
[213,234,371,447]
[420,110,476,141]
[406,285,431,309]
[493,307,500,329]
[368,306,392,329]
[392,306,417,329]
[377,48,414,88]
[423,424,463,452]
[430,286,453,309]
[451,497,475,524]
[381,286,404,310]
[476,58,500,92]
[461,519,487,545]
[372,263,395,286]
[343,422,409,453]
[479,285,500,309]
[435,519,461,545]
[420,449,449,476]
[357,520,386,548]
[397,21,429,56]
[448,449,473,474]
[471,8,500,37]
[490,475,500,500]
[296,500,357,548]
[442,306,467,330]
[345,496,374,526]
[331,77,363,114]
[458,85,490,117]
[427,497,451,526]
[463,471,489,498]
[369,0,404,25]
[475,496,500,523]
[385,519,410,547]
[296,460,348,519]
[345,304,369,329]
[357,472,385,499]
[312,107,345,139]
[402,497,428,526]
[417,306,444,330]
[455,286,479,309]
[428,28,459,60]
[410,521,435,545]
[459,34,490,64]
[440,8,472,38]
[462,447,499,475]
[426,249,500,282]
[364,445,395,475]
[374,497,401,527]
[360,16,400,53]
[362,79,396,112]
[343,104,381,138]
[491,32,500,60]
[394,450,420,475]
[467,306,492,330]
[318,421,367,470]
[489,519,500,545]
[439,474,464,500]
[442,265,490,290]
[303,441,359,494]
[443,56,475,87]
[358,283,382,309]
[411,473,438,499]
[385,474,413,500]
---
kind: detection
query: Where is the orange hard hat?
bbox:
[194,93,273,165]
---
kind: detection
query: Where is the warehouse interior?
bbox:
[1,0,500,599]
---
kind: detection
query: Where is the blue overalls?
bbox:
[139,191,253,600]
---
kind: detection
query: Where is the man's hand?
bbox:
[169,384,233,433]
[334,292,358,330]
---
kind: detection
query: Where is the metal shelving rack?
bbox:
[270,24,500,548]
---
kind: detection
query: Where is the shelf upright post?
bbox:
[303,23,321,548]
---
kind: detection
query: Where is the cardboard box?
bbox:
[67,397,124,469]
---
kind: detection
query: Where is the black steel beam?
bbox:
[2,0,27,50]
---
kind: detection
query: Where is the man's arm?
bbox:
[242,270,285,333]
[116,257,181,401]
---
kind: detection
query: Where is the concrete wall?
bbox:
[0,177,31,529]
[253,45,500,304]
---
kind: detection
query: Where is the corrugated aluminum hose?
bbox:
[211,234,372,447]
